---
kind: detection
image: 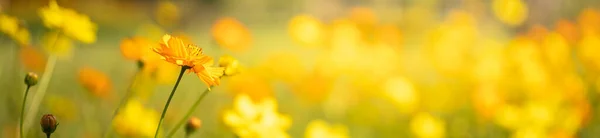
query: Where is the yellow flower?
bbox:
[218,55,241,76]
[223,94,291,138]
[153,34,224,88]
[0,14,30,46]
[304,120,349,138]
[492,0,528,26]
[383,77,419,114]
[39,0,97,43]
[155,1,180,27]
[78,67,113,99]
[226,72,273,101]
[410,113,446,138]
[42,31,73,58]
[113,99,159,138]
[45,96,77,121]
[577,8,600,36]
[211,17,252,52]
[0,14,18,35]
[288,14,325,47]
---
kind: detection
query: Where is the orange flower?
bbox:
[153,34,224,88]
[211,17,252,52]
[78,67,112,98]
[20,46,47,73]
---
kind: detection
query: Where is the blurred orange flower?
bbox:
[153,34,224,88]
[78,67,112,98]
[211,17,252,52]
[555,19,579,44]
[226,72,273,101]
[577,8,600,35]
[19,46,47,73]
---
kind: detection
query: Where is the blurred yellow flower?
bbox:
[542,32,570,69]
[78,67,113,99]
[136,23,165,41]
[219,55,241,76]
[42,31,73,58]
[578,34,600,70]
[428,11,476,75]
[113,99,159,138]
[153,34,224,88]
[46,95,77,121]
[39,0,97,43]
[410,113,446,138]
[577,8,600,36]
[0,14,18,35]
[374,24,403,47]
[223,94,291,138]
[155,1,180,27]
[472,84,504,119]
[20,46,47,73]
[226,72,273,102]
[492,0,528,26]
[383,77,419,113]
[258,52,306,84]
[0,14,30,46]
[304,120,349,138]
[288,14,325,47]
[212,17,252,52]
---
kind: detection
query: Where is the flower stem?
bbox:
[23,55,57,134]
[23,31,61,134]
[19,86,31,138]
[154,66,188,138]
[166,87,211,137]
[102,70,140,138]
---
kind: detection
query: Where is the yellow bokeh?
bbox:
[112,99,159,137]
[492,0,528,26]
[42,31,73,58]
[155,1,180,27]
[39,0,97,43]
[304,120,349,138]
[212,17,252,52]
[288,14,325,47]
[410,113,446,138]
[223,94,291,138]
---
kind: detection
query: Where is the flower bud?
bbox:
[24,72,38,86]
[40,114,58,136]
[185,117,202,135]
[218,55,240,76]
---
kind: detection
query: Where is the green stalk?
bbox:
[166,87,211,137]
[102,70,141,138]
[23,31,61,134]
[19,86,31,138]
[154,66,188,138]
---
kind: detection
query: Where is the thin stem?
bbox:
[46,133,50,138]
[154,66,188,138]
[23,31,61,134]
[19,86,31,138]
[102,70,140,138]
[23,55,57,134]
[166,87,212,137]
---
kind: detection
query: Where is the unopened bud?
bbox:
[24,72,38,86]
[40,114,58,136]
[218,55,240,76]
[185,117,202,135]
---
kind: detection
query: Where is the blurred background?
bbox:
[1,0,600,137]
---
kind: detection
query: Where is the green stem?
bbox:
[19,86,31,138]
[154,66,188,138]
[23,55,57,134]
[23,31,61,134]
[166,87,212,137]
[102,70,140,138]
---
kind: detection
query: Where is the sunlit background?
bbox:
[1,0,600,137]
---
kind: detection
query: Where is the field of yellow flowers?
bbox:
[2,0,600,137]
